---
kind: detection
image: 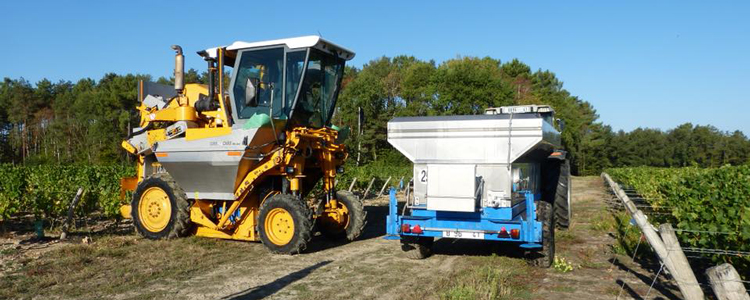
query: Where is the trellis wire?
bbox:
[682,247,750,257]
[615,232,645,299]
[674,229,738,235]
[645,260,666,299]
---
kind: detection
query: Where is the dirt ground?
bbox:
[0,176,684,300]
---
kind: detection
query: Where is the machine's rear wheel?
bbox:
[401,236,433,259]
[131,173,191,239]
[318,191,367,241]
[526,200,555,268]
[555,160,571,229]
[258,194,313,254]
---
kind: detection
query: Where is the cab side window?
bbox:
[233,48,283,119]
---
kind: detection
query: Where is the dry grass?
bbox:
[435,255,537,300]
[0,235,262,299]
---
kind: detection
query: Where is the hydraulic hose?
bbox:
[126,122,153,139]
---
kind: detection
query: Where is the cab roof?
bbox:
[201,35,355,61]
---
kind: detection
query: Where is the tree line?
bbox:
[1,56,748,175]
[580,123,750,175]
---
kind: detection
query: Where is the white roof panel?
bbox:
[203,35,355,61]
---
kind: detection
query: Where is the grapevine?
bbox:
[0,164,134,221]
[608,166,750,271]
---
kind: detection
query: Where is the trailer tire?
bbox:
[526,200,555,268]
[319,191,367,241]
[258,194,313,254]
[555,160,571,229]
[401,236,433,259]
[131,173,192,240]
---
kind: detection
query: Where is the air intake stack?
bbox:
[171,45,184,93]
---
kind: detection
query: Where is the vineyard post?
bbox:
[378,176,392,197]
[348,177,357,192]
[706,263,750,300]
[659,223,704,299]
[602,173,637,214]
[602,173,702,300]
[363,177,376,199]
[60,188,84,240]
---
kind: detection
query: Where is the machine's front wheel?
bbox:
[401,236,433,259]
[526,200,555,268]
[131,173,192,239]
[318,191,367,241]
[258,194,313,254]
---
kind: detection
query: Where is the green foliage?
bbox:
[0,75,149,165]
[337,150,412,191]
[0,164,134,220]
[607,167,709,204]
[609,211,646,258]
[608,166,750,271]
[0,164,26,220]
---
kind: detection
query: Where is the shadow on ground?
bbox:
[222,260,332,300]
[616,279,670,300]
[610,258,681,300]
[303,204,388,253]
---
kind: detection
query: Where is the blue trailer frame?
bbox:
[385,188,543,248]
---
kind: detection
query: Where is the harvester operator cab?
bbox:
[202,36,353,130]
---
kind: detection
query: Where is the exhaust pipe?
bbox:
[171,45,184,93]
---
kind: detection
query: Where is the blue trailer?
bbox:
[384,105,570,267]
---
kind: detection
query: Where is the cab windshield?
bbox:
[290,49,345,128]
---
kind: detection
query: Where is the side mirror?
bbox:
[556,118,565,132]
[245,78,260,107]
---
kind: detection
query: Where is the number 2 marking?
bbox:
[420,170,427,183]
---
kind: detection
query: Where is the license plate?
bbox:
[442,230,485,240]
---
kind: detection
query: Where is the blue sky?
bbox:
[1,1,748,134]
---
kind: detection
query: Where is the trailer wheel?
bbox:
[131,173,192,239]
[318,191,367,241]
[555,160,571,229]
[401,236,433,259]
[526,200,555,267]
[258,194,313,254]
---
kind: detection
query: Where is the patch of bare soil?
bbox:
[0,216,127,279]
